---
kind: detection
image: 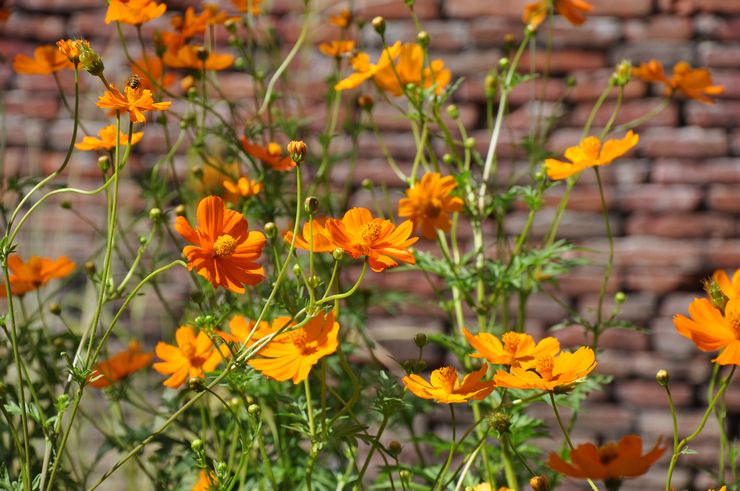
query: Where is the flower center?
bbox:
[181,342,196,359]
[360,221,382,244]
[289,329,317,356]
[267,142,282,158]
[535,354,554,380]
[424,198,443,218]
[727,306,740,336]
[213,234,237,257]
[436,365,459,392]
[598,442,620,466]
[501,332,521,354]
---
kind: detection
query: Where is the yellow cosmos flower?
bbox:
[493,347,596,392]
[105,0,167,25]
[152,326,224,388]
[335,41,402,92]
[463,328,560,369]
[398,172,463,239]
[97,82,171,123]
[318,40,356,58]
[673,297,740,366]
[402,364,496,404]
[75,125,144,151]
[372,43,451,96]
[544,131,639,180]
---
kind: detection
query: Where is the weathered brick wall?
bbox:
[1,0,739,489]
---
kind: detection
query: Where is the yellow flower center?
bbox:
[181,342,196,359]
[289,329,317,356]
[598,442,620,466]
[360,221,382,245]
[501,332,521,354]
[435,365,459,392]
[213,234,237,257]
[424,197,443,218]
[726,302,740,336]
[267,142,282,157]
[535,354,554,380]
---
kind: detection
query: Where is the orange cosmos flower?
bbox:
[75,124,144,151]
[132,57,176,90]
[153,326,224,388]
[544,131,639,180]
[248,311,340,384]
[633,60,724,104]
[13,46,72,75]
[319,40,356,58]
[223,176,263,203]
[335,41,402,92]
[56,39,91,64]
[463,328,560,369]
[372,43,451,96]
[708,487,727,491]
[283,218,338,253]
[712,268,740,300]
[192,469,218,491]
[402,364,496,404]
[88,341,152,388]
[673,297,740,366]
[175,196,266,293]
[326,208,418,272]
[105,0,166,25]
[222,314,287,346]
[240,137,295,171]
[493,347,596,391]
[171,5,233,40]
[232,0,263,15]
[164,45,234,71]
[523,0,593,27]
[329,10,352,28]
[0,254,75,297]
[398,172,464,239]
[97,82,171,123]
[548,435,666,482]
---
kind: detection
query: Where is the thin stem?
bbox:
[435,405,457,490]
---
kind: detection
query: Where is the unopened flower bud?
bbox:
[332,248,345,261]
[525,23,538,37]
[442,153,454,164]
[566,76,577,88]
[84,261,96,276]
[191,439,204,453]
[357,95,374,111]
[264,222,277,238]
[79,44,105,77]
[49,303,62,316]
[704,278,728,313]
[293,264,303,276]
[287,140,308,163]
[60,200,72,210]
[188,377,206,392]
[464,137,476,150]
[225,18,238,32]
[498,57,510,70]
[234,57,246,70]
[216,462,227,474]
[485,72,498,98]
[388,440,402,457]
[488,411,511,434]
[371,16,386,36]
[187,86,198,100]
[503,33,517,53]
[153,31,166,57]
[361,178,373,190]
[149,208,162,222]
[307,275,321,288]
[304,196,319,215]
[195,46,209,62]
[614,59,632,87]
[248,403,261,416]
[530,475,550,491]
[446,104,459,120]
[413,333,428,348]
[656,369,670,386]
[399,470,411,481]
[416,31,429,48]
[98,155,110,173]
[614,291,627,304]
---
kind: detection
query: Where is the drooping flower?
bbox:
[192,469,218,491]
[163,45,234,71]
[283,218,338,253]
[231,0,263,15]
[329,10,352,28]
[97,82,171,123]
[402,364,496,403]
[633,60,724,104]
[335,41,402,92]
[13,46,72,75]
[544,131,639,180]
[493,347,596,391]
[673,297,740,365]
[398,172,464,239]
[88,341,152,388]
[463,328,561,369]
[152,326,223,388]
[248,311,340,384]
[523,0,593,27]
[372,43,451,96]
[712,268,740,300]
[105,0,167,25]
[319,40,356,58]
[0,255,75,297]
[240,137,295,171]
[547,435,666,483]
[75,124,144,151]
[222,176,263,203]
[175,196,266,293]
[132,56,176,90]
[326,208,418,272]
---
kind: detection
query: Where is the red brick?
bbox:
[469,17,523,47]
[713,71,740,99]
[611,236,702,269]
[699,41,740,68]
[686,101,740,128]
[506,209,620,238]
[569,99,679,128]
[625,268,697,293]
[0,13,66,42]
[626,212,735,238]
[518,50,606,75]
[623,16,693,41]
[616,379,693,407]
[590,0,653,17]
[652,317,702,358]
[544,18,621,48]
[568,70,647,101]
[707,184,740,212]
[641,127,728,158]
[356,0,439,19]
[385,21,472,51]
[619,184,703,212]
[579,292,657,323]
[444,0,530,19]
[652,158,740,183]
[706,240,740,268]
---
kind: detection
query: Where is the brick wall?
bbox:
[1,0,739,489]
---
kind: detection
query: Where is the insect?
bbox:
[126,74,141,90]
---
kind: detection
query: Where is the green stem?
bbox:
[435,405,457,490]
